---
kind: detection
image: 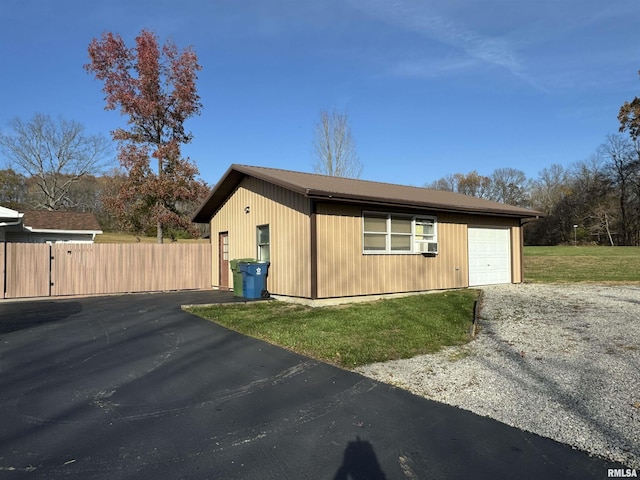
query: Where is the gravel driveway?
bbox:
[356,284,640,469]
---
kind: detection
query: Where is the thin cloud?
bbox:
[391,55,479,79]
[351,1,527,79]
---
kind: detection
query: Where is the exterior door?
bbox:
[468,227,511,286]
[218,232,229,289]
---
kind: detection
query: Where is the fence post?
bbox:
[48,243,53,297]
[1,242,6,299]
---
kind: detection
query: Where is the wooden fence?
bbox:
[1,243,212,299]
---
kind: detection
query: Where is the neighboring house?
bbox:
[0,206,24,242]
[192,165,542,300]
[0,207,103,243]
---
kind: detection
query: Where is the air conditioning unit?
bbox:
[416,242,438,254]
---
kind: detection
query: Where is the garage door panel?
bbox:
[468,227,511,286]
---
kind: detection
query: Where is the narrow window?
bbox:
[257,225,270,261]
[363,214,387,251]
[390,216,412,251]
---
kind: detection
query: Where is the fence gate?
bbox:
[4,243,51,299]
[2,243,211,299]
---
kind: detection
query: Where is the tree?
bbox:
[426,170,492,199]
[529,164,570,216]
[619,69,640,140]
[85,29,208,242]
[490,168,530,207]
[0,114,110,210]
[0,169,27,210]
[312,109,362,178]
[598,134,640,245]
[454,171,492,199]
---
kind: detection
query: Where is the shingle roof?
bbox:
[22,211,103,232]
[192,164,543,223]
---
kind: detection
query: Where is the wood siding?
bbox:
[2,243,211,299]
[511,225,523,283]
[315,205,522,298]
[209,177,311,298]
[207,185,523,299]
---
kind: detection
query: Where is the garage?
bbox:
[468,227,512,286]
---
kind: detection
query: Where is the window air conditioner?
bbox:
[417,242,438,254]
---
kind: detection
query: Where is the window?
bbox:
[363,212,437,254]
[257,225,270,261]
[414,218,436,253]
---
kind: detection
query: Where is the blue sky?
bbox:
[1,0,639,188]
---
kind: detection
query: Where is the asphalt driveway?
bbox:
[0,291,624,479]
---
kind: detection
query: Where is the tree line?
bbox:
[425,133,640,246]
[0,166,206,239]
[427,67,640,247]
[1,28,639,246]
[0,30,209,242]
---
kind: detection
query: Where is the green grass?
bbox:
[187,290,479,369]
[524,246,640,283]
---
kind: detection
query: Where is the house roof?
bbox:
[22,211,103,234]
[0,205,23,221]
[192,164,543,223]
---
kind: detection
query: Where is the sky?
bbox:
[1,0,639,188]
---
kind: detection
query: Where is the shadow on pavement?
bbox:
[0,300,83,334]
[334,436,387,480]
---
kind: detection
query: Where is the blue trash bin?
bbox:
[238,261,270,299]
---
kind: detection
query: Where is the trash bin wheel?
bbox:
[261,289,270,299]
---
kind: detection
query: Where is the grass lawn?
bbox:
[187,290,479,369]
[95,232,208,243]
[524,246,640,283]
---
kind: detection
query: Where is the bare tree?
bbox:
[425,174,456,192]
[490,168,530,206]
[0,114,111,210]
[312,109,362,178]
[0,168,27,210]
[426,171,492,199]
[598,134,640,245]
[530,164,570,215]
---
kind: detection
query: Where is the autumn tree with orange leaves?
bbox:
[619,69,640,141]
[85,29,208,242]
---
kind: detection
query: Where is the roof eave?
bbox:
[192,165,544,222]
[306,192,542,219]
[191,165,244,223]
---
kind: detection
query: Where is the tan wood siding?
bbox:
[315,205,522,298]
[511,226,523,283]
[316,205,469,298]
[209,177,311,298]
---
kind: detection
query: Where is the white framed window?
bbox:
[257,224,270,261]
[362,212,437,254]
[414,217,436,253]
